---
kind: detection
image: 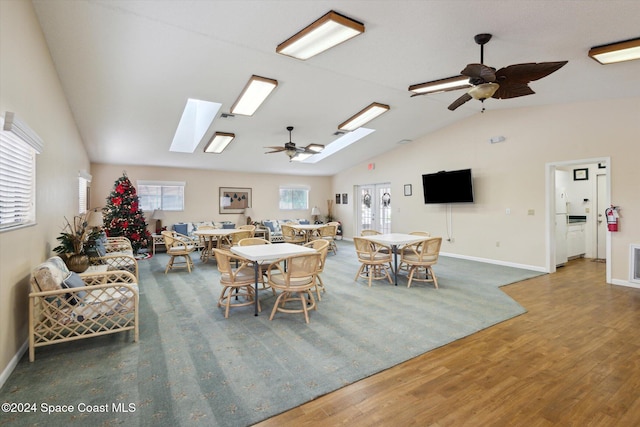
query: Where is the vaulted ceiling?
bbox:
[32,0,640,176]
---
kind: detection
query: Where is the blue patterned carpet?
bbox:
[1,240,543,426]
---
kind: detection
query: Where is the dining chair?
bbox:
[267,252,321,323]
[213,249,260,318]
[353,236,393,287]
[161,230,196,274]
[303,239,329,300]
[360,229,389,253]
[237,237,276,294]
[219,230,253,250]
[399,237,442,288]
[310,224,338,254]
[281,224,305,245]
[399,231,431,270]
[238,224,256,236]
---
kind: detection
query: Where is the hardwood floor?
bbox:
[254,258,640,426]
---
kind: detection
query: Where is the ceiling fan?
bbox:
[411,33,568,111]
[264,126,324,161]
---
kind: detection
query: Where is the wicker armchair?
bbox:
[29,256,138,361]
[88,235,139,279]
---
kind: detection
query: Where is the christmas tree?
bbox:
[103,173,150,254]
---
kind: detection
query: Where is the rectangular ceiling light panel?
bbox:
[204,132,235,153]
[170,98,222,153]
[408,76,471,95]
[276,10,365,60]
[230,75,278,116]
[588,37,640,64]
[338,102,389,132]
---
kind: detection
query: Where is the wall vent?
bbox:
[631,244,640,284]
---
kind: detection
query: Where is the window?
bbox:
[279,186,309,210]
[0,113,43,231]
[137,180,185,212]
[78,171,91,214]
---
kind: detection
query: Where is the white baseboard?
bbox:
[611,278,640,289]
[439,251,547,273]
[0,339,28,391]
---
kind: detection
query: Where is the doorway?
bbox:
[356,183,392,235]
[546,157,611,283]
[596,173,607,260]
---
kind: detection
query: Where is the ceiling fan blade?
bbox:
[492,61,567,99]
[495,61,568,84]
[264,146,285,154]
[461,63,496,83]
[448,93,473,111]
[492,83,535,100]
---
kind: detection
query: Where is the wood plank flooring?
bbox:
[254,258,640,426]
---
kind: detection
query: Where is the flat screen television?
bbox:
[422,168,474,204]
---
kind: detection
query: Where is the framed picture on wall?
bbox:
[219,187,251,214]
[342,193,348,204]
[336,194,341,204]
[573,168,589,181]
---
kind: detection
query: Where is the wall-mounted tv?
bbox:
[422,168,474,204]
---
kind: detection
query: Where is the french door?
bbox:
[356,183,392,235]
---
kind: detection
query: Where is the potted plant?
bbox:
[53,213,100,273]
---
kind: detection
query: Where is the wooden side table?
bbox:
[152,234,166,255]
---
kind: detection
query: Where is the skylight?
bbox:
[299,127,375,163]
[170,98,222,153]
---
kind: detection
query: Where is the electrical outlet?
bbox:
[585,207,590,213]
[506,208,511,215]
[528,209,535,215]
[496,241,500,247]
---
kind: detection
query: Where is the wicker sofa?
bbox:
[29,256,139,362]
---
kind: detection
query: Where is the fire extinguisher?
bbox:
[605,205,620,232]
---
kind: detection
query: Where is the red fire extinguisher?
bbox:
[605,205,620,232]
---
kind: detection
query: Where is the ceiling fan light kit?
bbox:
[204,132,235,153]
[230,75,278,116]
[408,75,471,95]
[338,102,390,132]
[588,37,640,64]
[276,10,365,60]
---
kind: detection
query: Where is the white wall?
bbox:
[0,0,91,381]
[90,164,332,232]
[332,98,640,283]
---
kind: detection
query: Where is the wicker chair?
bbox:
[353,236,393,287]
[161,230,196,273]
[219,230,254,250]
[399,237,442,288]
[267,252,321,323]
[29,256,138,361]
[237,237,275,294]
[310,223,338,254]
[303,239,329,300]
[281,224,306,245]
[399,231,431,271]
[88,235,139,279]
[213,249,260,318]
[238,224,256,235]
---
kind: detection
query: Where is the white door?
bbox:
[596,173,607,260]
[356,183,392,235]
